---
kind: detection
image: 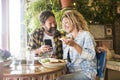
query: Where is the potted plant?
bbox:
[75,0,117,25]
[24,0,117,33]
[60,0,73,9]
[24,0,52,33]
[24,0,65,33]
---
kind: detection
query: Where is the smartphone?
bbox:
[44,39,52,47]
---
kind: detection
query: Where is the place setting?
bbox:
[39,58,66,68]
[35,49,66,69]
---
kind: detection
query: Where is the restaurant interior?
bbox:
[0,0,120,80]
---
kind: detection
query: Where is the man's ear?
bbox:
[42,24,45,28]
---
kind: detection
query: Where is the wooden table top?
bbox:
[4,63,66,77]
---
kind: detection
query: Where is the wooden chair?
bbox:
[0,61,3,80]
[96,51,107,80]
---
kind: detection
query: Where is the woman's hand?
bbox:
[60,37,82,54]
[60,38,75,47]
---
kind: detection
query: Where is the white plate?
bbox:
[39,58,66,68]
[4,59,12,67]
[34,57,42,60]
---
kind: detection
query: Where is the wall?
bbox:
[89,25,113,50]
[114,15,120,54]
[89,22,120,55]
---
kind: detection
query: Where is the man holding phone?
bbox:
[28,10,65,59]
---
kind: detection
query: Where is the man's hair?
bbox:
[39,10,55,24]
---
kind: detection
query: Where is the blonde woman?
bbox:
[58,10,97,80]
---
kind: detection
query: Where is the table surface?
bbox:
[3,63,67,80]
[106,60,120,71]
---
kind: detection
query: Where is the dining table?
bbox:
[3,61,67,80]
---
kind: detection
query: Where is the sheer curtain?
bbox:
[0,0,2,48]
[0,0,9,50]
[0,0,27,59]
[9,0,21,57]
[9,0,27,59]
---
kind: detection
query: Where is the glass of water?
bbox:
[26,50,35,66]
[13,55,22,65]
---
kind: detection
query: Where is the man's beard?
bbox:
[45,26,57,35]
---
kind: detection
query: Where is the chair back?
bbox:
[96,51,107,80]
[0,61,3,80]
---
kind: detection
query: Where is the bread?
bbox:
[50,59,65,63]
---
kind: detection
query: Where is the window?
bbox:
[9,0,21,56]
[0,0,2,48]
[9,0,27,59]
[0,0,27,59]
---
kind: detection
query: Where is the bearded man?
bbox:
[28,10,65,59]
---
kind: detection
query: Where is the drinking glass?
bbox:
[26,50,35,65]
[13,55,22,65]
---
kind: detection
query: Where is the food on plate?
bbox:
[42,58,50,63]
[50,59,65,63]
[41,58,65,64]
[59,36,70,40]
[40,58,66,68]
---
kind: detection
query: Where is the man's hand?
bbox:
[40,45,52,53]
